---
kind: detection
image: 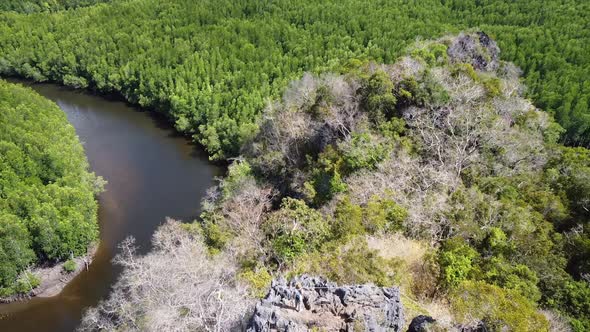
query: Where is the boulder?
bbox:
[407,315,436,332]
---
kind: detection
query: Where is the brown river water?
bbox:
[0,80,220,331]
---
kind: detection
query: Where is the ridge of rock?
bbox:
[247,275,404,332]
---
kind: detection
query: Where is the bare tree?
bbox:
[250,73,366,163]
[220,179,276,257]
[404,64,549,182]
[346,148,455,242]
[79,219,253,332]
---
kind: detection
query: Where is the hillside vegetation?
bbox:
[81,34,590,332]
[0,0,588,159]
[0,80,102,297]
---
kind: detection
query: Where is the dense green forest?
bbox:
[82,34,590,331]
[0,80,101,296]
[0,0,113,13]
[0,0,588,159]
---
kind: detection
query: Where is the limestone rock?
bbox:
[247,275,404,332]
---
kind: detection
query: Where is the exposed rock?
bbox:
[447,32,499,71]
[247,275,404,332]
[456,321,488,332]
[407,315,436,332]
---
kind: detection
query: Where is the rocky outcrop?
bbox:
[247,275,404,332]
[407,315,436,332]
[447,31,500,71]
[407,315,488,332]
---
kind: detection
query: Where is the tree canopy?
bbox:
[0,0,113,13]
[0,79,101,295]
[0,0,588,159]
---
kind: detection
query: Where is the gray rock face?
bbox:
[447,31,500,71]
[407,315,436,332]
[457,321,488,332]
[247,275,404,332]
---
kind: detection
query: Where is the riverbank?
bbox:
[0,245,97,304]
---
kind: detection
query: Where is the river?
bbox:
[0,80,220,331]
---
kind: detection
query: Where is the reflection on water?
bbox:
[0,80,220,332]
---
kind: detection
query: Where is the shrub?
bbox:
[14,272,40,294]
[396,72,449,107]
[438,238,479,289]
[220,161,254,199]
[264,198,330,264]
[362,70,397,123]
[332,196,365,239]
[550,279,590,332]
[0,286,15,297]
[377,117,406,139]
[363,195,408,233]
[481,76,501,97]
[341,133,389,172]
[451,63,478,81]
[200,218,231,252]
[0,214,36,288]
[308,147,348,206]
[63,74,89,89]
[239,266,272,298]
[63,259,77,273]
[411,252,441,300]
[479,257,541,302]
[292,237,402,287]
[481,227,510,256]
[410,43,448,66]
[450,280,549,332]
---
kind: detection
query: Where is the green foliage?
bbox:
[396,73,450,108]
[361,70,397,123]
[200,218,231,253]
[220,161,254,199]
[341,133,389,172]
[438,238,479,288]
[479,257,541,302]
[410,42,448,65]
[332,196,364,239]
[239,266,272,298]
[14,272,40,294]
[481,76,501,98]
[377,117,406,139]
[293,237,402,287]
[481,227,510,256]
[451,63,478,81]
[363,195,407,233]
[0,80,99,289]
[307,147,347,206]
[0,213,35,287]
[63,74,89,89]
[549,279,590,331]
[547,147,590,223]
[63,259,77,273]
[264,198,329,264]
[0,0,111,13]
[450,280,549,332]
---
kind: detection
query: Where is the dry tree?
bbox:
[79,219,253,332]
